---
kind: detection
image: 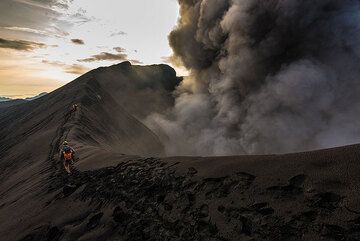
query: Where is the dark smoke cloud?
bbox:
[146,0,360,155]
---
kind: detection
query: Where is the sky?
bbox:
[0,0,180,98]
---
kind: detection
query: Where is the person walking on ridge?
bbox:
[60,140,76,174]
[71,104,78,113]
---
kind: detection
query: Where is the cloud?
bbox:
[78,52,127,63]
[71,38,84,45]
[4,26,69,38]
[64,64,89,75]
[77,47,141,64]
[129,59,143,65]
[15,0,72,10]
[42,60,89,75]
[113,47,126,53]
[110,31,127,37]
[80,47,127,62]
[0,38,47,51]
[68,8,95,25]
[4,26,50,36]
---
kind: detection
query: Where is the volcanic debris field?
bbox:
[21,154,360,241]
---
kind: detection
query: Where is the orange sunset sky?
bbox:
[0,0,181,98]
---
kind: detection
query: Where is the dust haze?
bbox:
[146,0,360,156]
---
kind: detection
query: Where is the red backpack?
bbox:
[63,149,73,161]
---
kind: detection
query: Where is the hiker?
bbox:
[71,104,78,112]
[60,141,76,174]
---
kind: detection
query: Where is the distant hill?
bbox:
[25,92,48,101]
[0,92,47,102]
[0,96,11,102]
[0,93,48,109]
[0,92,48,109]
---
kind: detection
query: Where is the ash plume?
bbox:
[146,0,360,155]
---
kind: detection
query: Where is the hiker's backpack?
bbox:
[63,149,72,161]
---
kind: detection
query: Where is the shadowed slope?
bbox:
[0,99,27,109]
[0,62,172,181]
[0,62,177,239]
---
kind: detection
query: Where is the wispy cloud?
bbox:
[64,64,90,75]
[78,47,128,62]
[14,0,58,11]
[4,26,49,36]
[77,47,143,64]
[69,11,94,25]
[78,52,127,62]
[15,0,72,11]
[0,38,47,51]
[4,26,69,38]
[130,59,143,65]
[42,60,89,75]
[71,38,85,45]
[110,31,127,37]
